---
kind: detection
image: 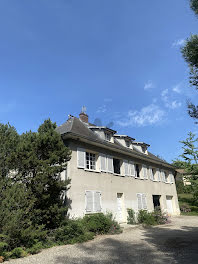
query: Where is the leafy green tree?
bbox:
[172,159,188,169]
[178,132,198,203]
[13,119,71,229]
[191,0,198,15]
[182,0,198,120]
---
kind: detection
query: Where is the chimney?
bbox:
[79,106,89,123]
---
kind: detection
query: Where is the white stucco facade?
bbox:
[63,140,180,223]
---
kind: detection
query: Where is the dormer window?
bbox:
[126,141,130,148]
[105,133,111,141]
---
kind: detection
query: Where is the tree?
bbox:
[13,119,71,229]
[178,132,198,204]
[181,0,198,120]
[0,123,19,178]
[172,159,188,169]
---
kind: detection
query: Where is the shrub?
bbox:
[152,208,170,224]
[82,213,115,235]
[105,213,122,234]
[137,210,156,226]
[10,247,27,258]
[127,209,136,224]
[80,213,122,235]
[27,242,43,255]
[0,242,8,257]
[180,204,191,213]
[55,220,94,244]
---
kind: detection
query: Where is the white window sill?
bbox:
[84,169,100,173]
[113,173,124,177]
[85,211,102,214]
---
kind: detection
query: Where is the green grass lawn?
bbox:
[178,193,198,216]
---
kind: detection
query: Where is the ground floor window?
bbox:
[153,195,161,210]
[85,191,101,213]
[137,193,147,210]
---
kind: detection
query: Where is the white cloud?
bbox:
[117,104,165,127]
[172,38,185,47]
[161,89,181,109]
[96,105,107,113]
[166,100,182,109]
[161,89,169,102]
[172,84,181,94]
[144,80,154,90]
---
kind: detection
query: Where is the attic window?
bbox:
[105,133,111,141]
[126,141,130,148]
[142,146,147,153]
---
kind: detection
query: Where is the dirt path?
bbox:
[6,216,198,264]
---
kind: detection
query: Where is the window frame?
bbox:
[113,158,121,175]
[86,151,96,171]
[105,132,111,142]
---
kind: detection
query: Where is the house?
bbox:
[56,109,180,222]
[176,169,192,186]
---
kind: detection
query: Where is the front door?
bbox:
[117,193,123,222]
[166,196,173,214]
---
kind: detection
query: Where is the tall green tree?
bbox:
[14,119,71,229]
[178,132,198,203]
[182,0,198,120]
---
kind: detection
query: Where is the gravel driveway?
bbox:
[6,216,198,264]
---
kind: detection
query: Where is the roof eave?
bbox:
[61,132,174,169]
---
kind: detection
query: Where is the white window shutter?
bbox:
[129,161,135,177]
[169,173,174,183]
[124,160,129,176]
[77,148,85,168]
[94,191,102,212]
[142,194,147,210]
[85,191,93,212]
[107,155,113,173]
[142,165,147,179]
[161,171,165,182]
[100,154,107,172]
[149,167,153,181]
[157,169,161,181]
[137,193,142,210]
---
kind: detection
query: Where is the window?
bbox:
[85,191,102,213]
[105,133,111,141]
[126,140,130,148]
[165,172,169,183]
[86,152,96,170]
[113,158,121,174]
[135,164,140,178]
[137,193,147,210]
[152,168,157,180]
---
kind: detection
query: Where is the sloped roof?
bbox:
[56,117,172,167]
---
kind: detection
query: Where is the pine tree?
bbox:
[14,119,71,229]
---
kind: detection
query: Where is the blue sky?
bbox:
[0,0,198,162]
